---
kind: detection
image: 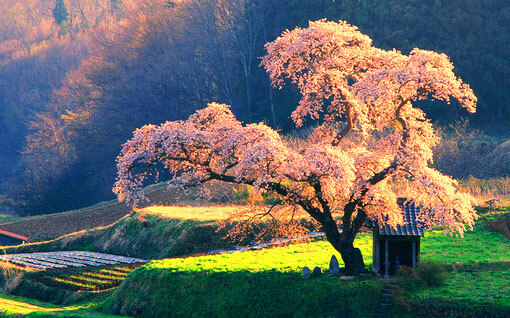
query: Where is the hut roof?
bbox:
[367,198,425,237]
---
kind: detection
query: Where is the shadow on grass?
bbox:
[106,269,383,318]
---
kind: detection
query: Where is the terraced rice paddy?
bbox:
[34,264,142,291]
[0,251,147,270]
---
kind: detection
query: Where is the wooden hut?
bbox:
[370,199,424,278]
[0,229,28,246]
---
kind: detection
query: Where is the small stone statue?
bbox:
[302,266,311,279]
[312,266,322,277]
[329,255,340,275]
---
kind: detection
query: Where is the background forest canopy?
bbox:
[0,0,508,216]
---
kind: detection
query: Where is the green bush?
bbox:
[397,261,447,291]
[415,261,448,287]
[396,266,421,291]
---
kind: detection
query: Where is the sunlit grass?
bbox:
[0,292,121,317]
[420,229,510,264]
[138,204,311,222]
[147,232,373,273]
[138,205,259,221]
[68,275,112,285]
[98,269,129,276]
[51,277,96,290]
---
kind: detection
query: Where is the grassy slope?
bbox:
[104,210,510,317]
[105,233,382,317]
[0,206,264,259]
[0,183,197,242]
[0,181,254,242]
[0,292,124,317]
[1,198,508,317]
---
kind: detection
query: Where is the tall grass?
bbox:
[0,262,24,293]
[458,176,510,200]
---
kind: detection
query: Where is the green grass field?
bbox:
[106,233,383,317]
[104,208,509,317]
[0,205,508,317]
[392,208,510,317]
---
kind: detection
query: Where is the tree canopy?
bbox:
[114,20,478,275]
[3,0,507,215]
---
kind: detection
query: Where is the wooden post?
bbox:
[372,229,381,274]
[412,240,416,267]
[384,239,389,278]
[375,235,382,276]
[417,240,420,265]
[376,237,380,274]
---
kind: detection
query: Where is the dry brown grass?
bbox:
[138,205,262,221]
[0,262,24,293]
[458,177,510,201]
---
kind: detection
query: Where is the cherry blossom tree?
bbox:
[114,20,478,275]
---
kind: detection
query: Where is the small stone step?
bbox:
[378,303,390,310]
[375,282,396,317]
[381,296,392,303]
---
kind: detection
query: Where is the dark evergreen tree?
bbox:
[53,0,68,25]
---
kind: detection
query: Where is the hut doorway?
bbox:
[378,239,417,276]
[369,198,424,277]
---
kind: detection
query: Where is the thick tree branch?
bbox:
[332,104,355,146]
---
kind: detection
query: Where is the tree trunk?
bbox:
[338,243,365,276]
[321,217,366,276]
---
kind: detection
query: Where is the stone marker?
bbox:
[312,266,322,278]
[340,276,354,280]
[302,266,311,279]
[329,255,340,275]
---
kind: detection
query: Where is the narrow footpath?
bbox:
[375,280,397,318]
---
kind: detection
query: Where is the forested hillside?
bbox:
[1,0,508,215]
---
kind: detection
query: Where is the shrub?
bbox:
[486,214,510,239]
[396,266,422,291]
[415,261,448,287]
[397,261,447,291]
